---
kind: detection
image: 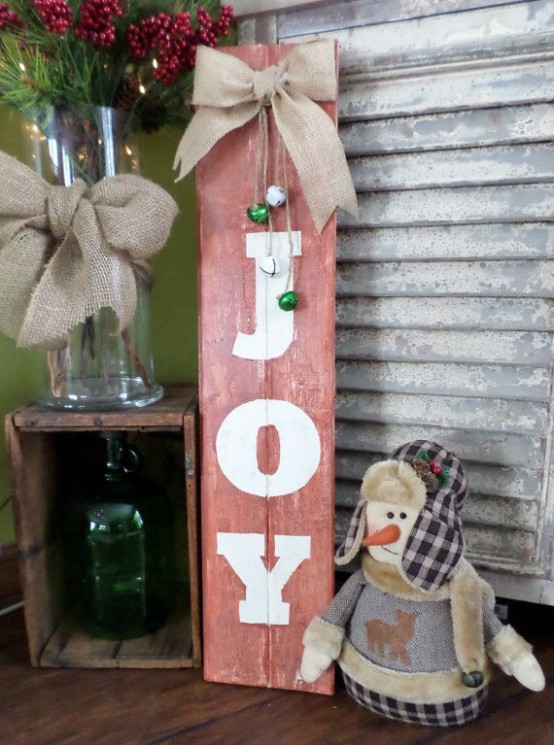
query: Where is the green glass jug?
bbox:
[65,432,176,640]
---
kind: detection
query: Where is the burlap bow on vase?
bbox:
[174,39,358,233]
[0,152,178,351]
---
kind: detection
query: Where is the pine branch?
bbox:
[0,1,234,132]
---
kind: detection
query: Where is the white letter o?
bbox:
[215,399,321,497]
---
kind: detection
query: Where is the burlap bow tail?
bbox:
[174,40,358,233]
[0,152,178,350]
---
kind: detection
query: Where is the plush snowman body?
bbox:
[300,441,544,727]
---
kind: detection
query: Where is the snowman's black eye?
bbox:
[400,512,407,519]
[387,511,394,519]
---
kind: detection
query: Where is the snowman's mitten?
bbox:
[487,625,545,691]
[300,617,344,683]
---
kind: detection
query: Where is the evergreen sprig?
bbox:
[0,0,234,131]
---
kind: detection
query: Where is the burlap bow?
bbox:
[174,40,358,233]
[0,152,178,351]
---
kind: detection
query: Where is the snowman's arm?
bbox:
[483,595,545,692]
[300,570,365,683]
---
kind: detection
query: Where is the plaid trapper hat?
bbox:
[336,440,468,592]
[391,440,468,592]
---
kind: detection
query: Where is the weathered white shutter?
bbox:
[237,0,554,604]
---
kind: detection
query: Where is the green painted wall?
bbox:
[0,104,199,547]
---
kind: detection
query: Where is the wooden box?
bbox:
[5,386,201,669]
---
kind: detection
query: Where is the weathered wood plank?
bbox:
[463,495,540,533]
[335,479,539,532]
[349,143,554,191]
[335,507,537,560]
[337,260,554,298]
[339,185,554,228]
[234,0,324,16]
[336,360,550,401]
[337,224,554,262]
[335,452,542,500]
[197,45,335,694]
[340,104,554,156]
[336,328,552,366]
[336,297,554,332]
[339,60,554,122]
[40,607,194,669]
[247,0,554,595]
[279,0,533,38]
[335,391,548,435]
[5,421,65,667]
[288,1,554,72]
[11,387,196,431]
[463,523,537,561]
[336,421,544,467]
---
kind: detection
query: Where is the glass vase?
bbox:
[22,106,163,410]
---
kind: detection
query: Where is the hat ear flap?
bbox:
[335,499,367,566]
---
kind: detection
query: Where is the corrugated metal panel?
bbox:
[239,0,554,599]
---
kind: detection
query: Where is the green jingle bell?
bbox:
[278,291,299,311]
[247,203,269,223]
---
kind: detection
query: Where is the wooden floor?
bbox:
[1,548,553,745]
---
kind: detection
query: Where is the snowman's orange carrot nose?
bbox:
[362,524,401,546]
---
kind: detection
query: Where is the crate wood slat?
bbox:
[11,386,198,431]
[196,44,336,693]
[4,421,64,666]
[6,386,201,669]
[41,604,193,670]
[182,401,202,668]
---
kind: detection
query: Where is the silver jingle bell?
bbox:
[260,256,281,277]
[265,185,287,208]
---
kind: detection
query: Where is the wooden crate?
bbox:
[4,386,201,669]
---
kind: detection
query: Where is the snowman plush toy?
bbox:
[300,440,545,727]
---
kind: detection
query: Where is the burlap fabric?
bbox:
[173,40,358,233]
[0,152,178,350]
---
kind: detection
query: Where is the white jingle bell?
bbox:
[260,256,281,277]
[265,185,287,208]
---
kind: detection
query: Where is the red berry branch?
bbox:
[0,2,235,133]
[33,0,72,35]
[74,0,123,47]
[0,2,25,30]
[128,4,234,86]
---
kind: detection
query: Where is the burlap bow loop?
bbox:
[174,39,358,233]
[0,152,178,351]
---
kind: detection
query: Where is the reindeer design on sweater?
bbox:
[365,610,418,666]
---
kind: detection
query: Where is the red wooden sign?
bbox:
[197,44,336,694]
